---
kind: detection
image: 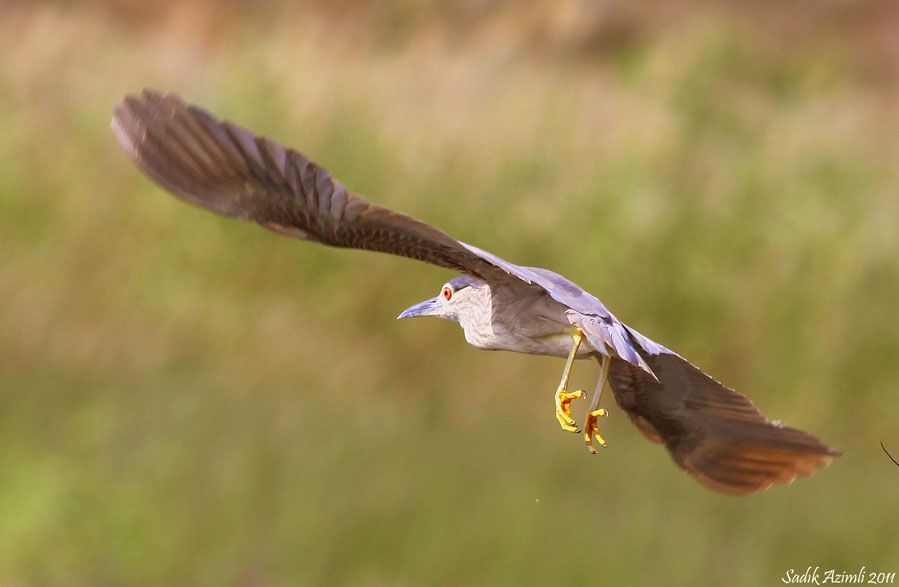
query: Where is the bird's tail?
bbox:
[606,352,841,494]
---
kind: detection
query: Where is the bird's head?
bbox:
[396,275,484,323]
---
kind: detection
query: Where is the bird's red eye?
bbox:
[442,287,452,301]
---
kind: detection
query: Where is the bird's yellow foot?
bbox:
[555,388,584,433]
[584,409,608,454]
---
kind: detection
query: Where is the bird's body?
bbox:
[450,277,590,357]
[113,89,840,495]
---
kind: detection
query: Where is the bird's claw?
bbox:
[584,409,608,454]
[554,388,584,433]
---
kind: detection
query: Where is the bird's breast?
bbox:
[460,317,596,358]
[456,285,598,358]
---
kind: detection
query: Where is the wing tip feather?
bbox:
[682,440,840,495]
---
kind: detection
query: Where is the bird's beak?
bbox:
[397,296,441,320]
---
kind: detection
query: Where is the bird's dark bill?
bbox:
[396,297,441,319]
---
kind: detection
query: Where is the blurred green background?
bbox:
[1,1,897,585]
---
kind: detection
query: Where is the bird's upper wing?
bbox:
[608,351,841,494]
[112,89,532,285]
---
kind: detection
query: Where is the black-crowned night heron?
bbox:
[113,90,840,494]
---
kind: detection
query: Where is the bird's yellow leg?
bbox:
[584,356,612,453]
[554,329,585,433]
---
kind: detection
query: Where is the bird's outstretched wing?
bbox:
[608,351,841,494]
[112,89,528,284]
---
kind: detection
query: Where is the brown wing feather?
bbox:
[608,352,841,494]
[112,89,515,282]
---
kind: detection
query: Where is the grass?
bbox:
[1,2,897,585]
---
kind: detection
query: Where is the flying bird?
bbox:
[112,89,840,494]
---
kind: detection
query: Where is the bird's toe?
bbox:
[554,388,583,433]
[584,409,609,454]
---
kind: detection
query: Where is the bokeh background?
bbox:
[1,1,897,585]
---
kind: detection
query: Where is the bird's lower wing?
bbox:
[607,352,840,494]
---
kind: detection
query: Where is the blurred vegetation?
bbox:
[1,1,897,585]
